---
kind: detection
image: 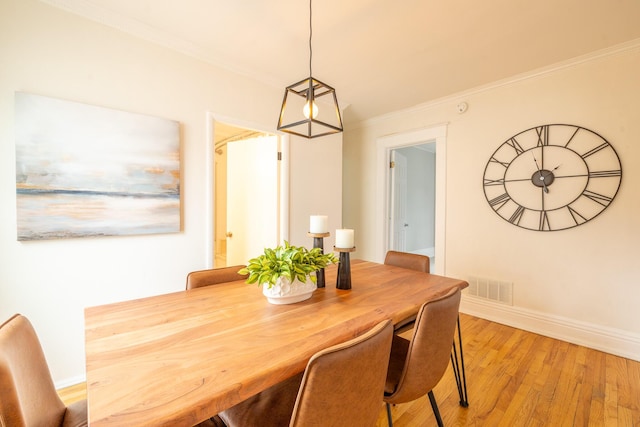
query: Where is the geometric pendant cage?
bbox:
[276,0,343,139]
[277,76,343,139]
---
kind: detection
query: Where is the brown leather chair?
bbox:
[384,250,430,333]
[384,287,462,427]
[218,320,394,427]
[384,250,430,274]
[186,265,248,290]
[0,314,88,427]
[185,266,248,426]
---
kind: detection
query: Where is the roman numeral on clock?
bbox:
[505,137,525,155]
[567,206,588,225]
[581,142,609,159]
[582,190,612,207]
[508,206,525,225]
[488,193,510,209]
[535,126,549,146]
[589,169,621,178]
[539,211,550,231]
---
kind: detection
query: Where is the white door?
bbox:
[389,150,408,251]
[226,135,279,265]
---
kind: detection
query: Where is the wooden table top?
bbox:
[84,260,468,426]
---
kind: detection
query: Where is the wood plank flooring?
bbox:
[375,314,640,426]
[59,314,640,426]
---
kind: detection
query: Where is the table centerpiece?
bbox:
[239,241,338,304]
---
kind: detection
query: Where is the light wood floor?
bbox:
[59,314,640,426]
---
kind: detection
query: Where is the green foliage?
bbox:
[238,241,338,288]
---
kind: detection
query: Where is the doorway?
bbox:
[389,143,436,272]
[210,120,284,267]
[375,125,446,273]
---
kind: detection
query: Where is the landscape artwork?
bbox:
[15,92,181,241]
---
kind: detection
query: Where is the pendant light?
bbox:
[277,0,343,139]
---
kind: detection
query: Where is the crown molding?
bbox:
[352,37,640,131]
[36,1,640,131]
[39,0,281,88]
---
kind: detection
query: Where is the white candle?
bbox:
[310,215,328,233]
[335,229,354,248]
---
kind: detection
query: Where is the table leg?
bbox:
[450,316,469,407]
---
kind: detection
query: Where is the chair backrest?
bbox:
[290,320,394,427]
[384,250,430,273]
[0,314,67,426]
[185,265,248,290]
[385,287,461,404]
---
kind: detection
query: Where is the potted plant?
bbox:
[239,241,338,304]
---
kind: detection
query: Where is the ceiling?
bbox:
[43,0,640,126]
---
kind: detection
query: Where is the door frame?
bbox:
[375,124,447,273]
[205,111,289,268]
[389,149,408,252]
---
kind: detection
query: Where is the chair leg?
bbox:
[450,315,469,407]
[428,390,444,427]
[386,402,394,427]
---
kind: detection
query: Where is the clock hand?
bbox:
[531,153,549,193]
[542,164,561,178]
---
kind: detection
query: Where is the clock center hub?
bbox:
[531,170,555,188]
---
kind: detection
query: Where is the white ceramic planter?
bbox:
[262,274,317,305]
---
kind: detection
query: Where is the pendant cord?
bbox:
[309,0,313,78]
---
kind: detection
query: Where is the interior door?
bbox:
[226,135,279,265]
[389,149,408,251]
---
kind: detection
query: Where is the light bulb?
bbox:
[303,100,319,119]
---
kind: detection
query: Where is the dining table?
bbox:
[84,259,468,426]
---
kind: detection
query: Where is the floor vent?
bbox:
[466,276,513,305]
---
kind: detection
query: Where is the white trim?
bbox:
[205,113,290,268]
[36,1,640,127]
[375,125,447,273]
[205,112,215,268]
[55,374,86,390]
[279,135,290,243]
[355,38,640,129]
[40,0,271,85]
[461,296,640,362]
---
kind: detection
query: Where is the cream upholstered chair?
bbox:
[0,314,88,427]
[218,320,394,427]
[186,265,248,290]
[384,250,430,333]
[384,287,462,427]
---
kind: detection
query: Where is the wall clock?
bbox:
[483,124,622,231]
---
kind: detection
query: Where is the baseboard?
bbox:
[55,374,86,391]
[460,295,640,362]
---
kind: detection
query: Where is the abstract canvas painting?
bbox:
[15,92,180,241]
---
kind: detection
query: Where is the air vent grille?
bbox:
[466,276,513,305]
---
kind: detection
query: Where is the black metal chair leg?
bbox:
[428,390,444,427]
[450,315,469,407]
[386,402,394,427]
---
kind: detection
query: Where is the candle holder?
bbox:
[334,246,356,290]
[308,232,330,288]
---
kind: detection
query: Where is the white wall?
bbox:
[344,44,640,360]
[288,133,343,250]
[0,0,342,385]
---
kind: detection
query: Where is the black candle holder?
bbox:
[308,232,330,288]
[334,246,355,290]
